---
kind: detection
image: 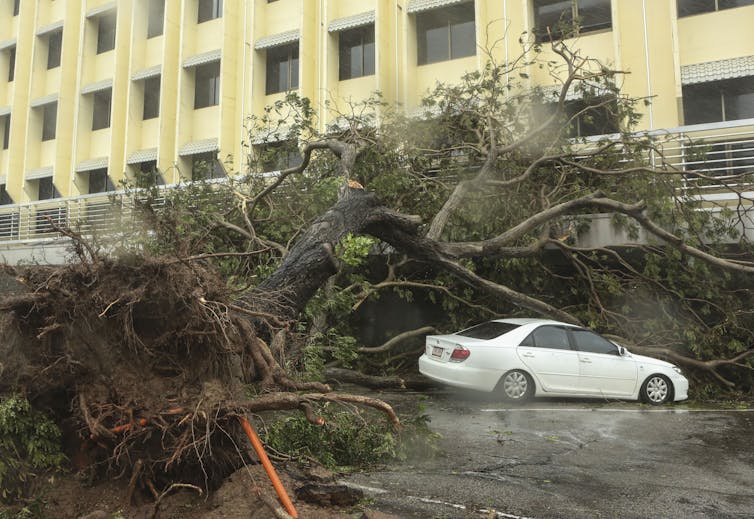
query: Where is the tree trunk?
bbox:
[250,188,383,320]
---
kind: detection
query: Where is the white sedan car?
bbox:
[418,318,689,405]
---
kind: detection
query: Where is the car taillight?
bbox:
[450,347,470,362]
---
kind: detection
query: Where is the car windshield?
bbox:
[456,321,521,340]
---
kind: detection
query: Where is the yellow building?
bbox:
[0,0,753,208]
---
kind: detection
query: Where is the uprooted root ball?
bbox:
[0,255,331,496]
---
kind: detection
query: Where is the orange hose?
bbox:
[238,416,299,519]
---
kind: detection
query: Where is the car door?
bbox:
[516,325,580,393]
[571,328,637,396]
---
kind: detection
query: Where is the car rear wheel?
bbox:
[640,375,672,405]
[498,370,534,402]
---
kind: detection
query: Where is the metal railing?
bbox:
[1,122,753,245]
[0,190,166,243]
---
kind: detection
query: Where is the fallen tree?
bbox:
[2,36,754,509]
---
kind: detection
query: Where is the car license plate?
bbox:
[432,346,443,357]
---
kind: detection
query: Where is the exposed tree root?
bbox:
[0,251,400,501]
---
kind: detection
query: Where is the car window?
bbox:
[456,321,521,340]
[571,329,618,355]
[523,326,571,350]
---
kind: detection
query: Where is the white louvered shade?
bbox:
[81,78,113,95]
[0,38,16,51]
[76,157,108,172]
[407,0,470,14]
[37,21,64,36]
[30,94,58,109]
[179,138,218,156]
[681,56,754,85]
[328,11,375,32]
[131,65,161,81]
[86,2,116,18]
[0,176,6,185]
[0,106,10,117]
[255,30,299,50]
[183,49,222,68]
[26,167,54,181]
[127,148,158,164]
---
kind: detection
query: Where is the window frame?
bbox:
[142,75,161,120]
[533,0,612,42]
[92,89,113,131]
[47,30,63,69]
[568,328,620,355]
[197,0,223,23]
[193,61,221,109]
[338,25,376,81]
[1,115,9,150]
[265,43,300,95]
[682,76,754,126]
[37,177,59,200]
[8,46,16,82]
[87,168,114,194]
[677,0,754,17]
[147,0,165,38]
[96,11,117,54]
[519,325,574,351]
[0,184,12,205]
[416,3,477,66]
[191,152,226,180]
[41,102,57,141]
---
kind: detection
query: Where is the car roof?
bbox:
[492,318,580,328]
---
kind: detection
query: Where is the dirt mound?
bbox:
[12,465,382,518]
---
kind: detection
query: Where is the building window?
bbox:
[537,98,619,137]
[198,0,222,23]
[47,30,63,69]
[148,0,165,38]
[135,160,164,185]
[533,0,612,42]
[191,152,225,180]
[258,141,303,172]
[265,43,299,94]
[0,184,12,205]
[339,25,375,80]
[88,169,115,194]
[1,115,9,150]
[143,76,160,119]
[678,0,754,17]
[682,76,754,125]
[12,0,19,16]
[96,12,117,54]
[38,177,59,200]
[416,3,476,65]
[41,102,57,141]
[7,46,16,82]
[92,89,112,130]
[194,61,220,109]
[564,98,619,137]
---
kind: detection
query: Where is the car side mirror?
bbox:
[617,346,626,356]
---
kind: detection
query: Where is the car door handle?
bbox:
[580,358,592,363]
[521,352,535,358]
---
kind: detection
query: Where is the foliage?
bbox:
[261,403,438,469]
[0,396,65,504]
[115,37,753,390]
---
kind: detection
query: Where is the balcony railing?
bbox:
[0,190,166,243]
[1,122,753,246]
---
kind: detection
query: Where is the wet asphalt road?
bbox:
[343,389,754,518]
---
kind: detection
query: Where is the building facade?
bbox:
[0,0,753,208]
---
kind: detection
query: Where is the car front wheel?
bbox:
[498,370,534,402]
[641,374,672,405]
